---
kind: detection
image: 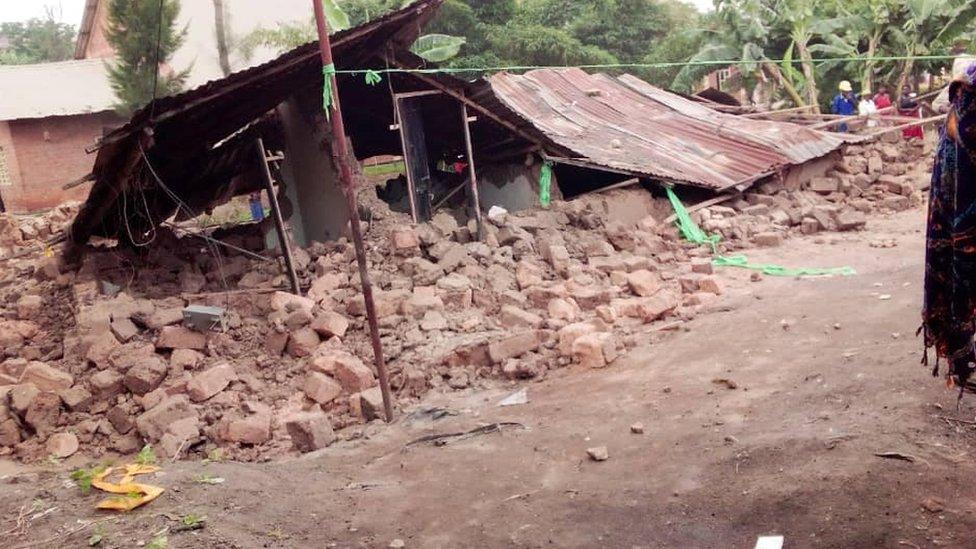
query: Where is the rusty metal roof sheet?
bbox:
[486,68,845,191]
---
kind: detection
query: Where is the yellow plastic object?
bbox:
[91,464,165,511]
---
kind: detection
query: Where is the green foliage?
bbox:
[70,464,109,495]
[489,24,619,67]
[0,13,76,65]
[105,0,189,116]
[146,534,168,549]
[411,34,467,62]
[135,444,157,465]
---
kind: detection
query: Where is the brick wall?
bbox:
[0,111,123,213]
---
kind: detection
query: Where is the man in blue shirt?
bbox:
[831,80,858,132]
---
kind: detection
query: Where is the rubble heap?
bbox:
[0,139,932,462]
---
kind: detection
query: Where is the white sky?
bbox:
[0,0,715,27]
[0,0,87,26]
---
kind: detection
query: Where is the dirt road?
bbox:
[5,208,976,549]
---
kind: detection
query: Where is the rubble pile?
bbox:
[698,139,931,244]
[0,139,931,462]
[0,202,79,259]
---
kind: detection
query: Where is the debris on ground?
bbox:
[0,139,933,463]
[586,446,609,461]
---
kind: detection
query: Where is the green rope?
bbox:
[322,63,336,120]
[539,160,553,208]
[364,69,383,86]
[331,53,964,78]
[665,187,855,278]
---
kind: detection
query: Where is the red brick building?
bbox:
[0,59,120,213]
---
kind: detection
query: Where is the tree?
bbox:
[0,10,76,65]
[105,0,189,115]
[571,0,671,63]
[888,0,976,92]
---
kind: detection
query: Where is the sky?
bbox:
[0,0,87,25]
[0,0,715,26]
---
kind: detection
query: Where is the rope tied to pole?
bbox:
[322,63,337,119]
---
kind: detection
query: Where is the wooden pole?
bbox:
[460,103,485,241]
[254,138,302,295]
[312,1,394,422]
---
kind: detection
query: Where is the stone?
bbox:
[186,363,236,402]
[883,195,910,211]
[159,416,200,458]
[311,311,349,339]
[265,331,289,356]
[59,386,93,412]
[401,293,445,319]
[420,310,448,331]
[156,326,207,351]
[346,289,408,317]
[285,413,337,452]
[808,177,839,194]
[754,232,783,247]
[626,270,661,297]
[587,446,609,461]
[220,414,271,445]
[144,307,184,329]
[0,419,21,446]
[304,372,343,404]
[106,406,134,434]
[572,332,618,368]
[691,258,713,275]
[308,273,348,300]
[488,331,542,363]
[25,392,61,435]
[270,291,316,314]
[46,432,79,458]
[612,292,680,323]
[123,356,168,395]
[867,155,883,174]
[170,348,203,370]
[136,395,197,441]
[836,210,867,231]
[110,317,140,342]
[355,387,385,421]
[631,423,645,434]
[16,294,43,320]
[85,330,121,368]
[390,227,420,256]
[698,277,723,295]
[548,298,579,322]
[430,211,459,236]
[287,327,321,358]
[9,383,40,415]
[90,369,124,399]
[284,308,314,331]
[437,244,470,273]
[18,362,73,392]
[800,218,821,235]
[321,353,376,393]
[499,305,544,329]
[515,261,545,290]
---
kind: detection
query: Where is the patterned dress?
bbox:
[922,81,976,386]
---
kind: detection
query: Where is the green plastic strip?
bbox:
[322,63,336,119]
[364,69,383,86]
[664,187,855,277]
[539,161,553,208]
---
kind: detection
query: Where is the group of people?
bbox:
[830,81,924,138]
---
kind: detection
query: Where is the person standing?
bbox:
[873,86,893,111]
[831,80,857,132]
[858,88,879,128]
[922,62,976,390]
[899,85,924,139]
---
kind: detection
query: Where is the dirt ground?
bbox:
[6,207,976,549]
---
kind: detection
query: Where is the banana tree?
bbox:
[891,0,976,92]
[674,0,806,107]
[775,0,852,113]
[810,0,894,92]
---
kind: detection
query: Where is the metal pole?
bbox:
[311,0,394,422]
[255,138,302,296]
[460,103,484,241]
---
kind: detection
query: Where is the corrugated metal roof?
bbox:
[0,58,115,120]
[487,68,845,191]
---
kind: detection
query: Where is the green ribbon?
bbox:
[322,63,336,119]
[665,187,855,278]
[539,160,553,208]
[364,69,383,86]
